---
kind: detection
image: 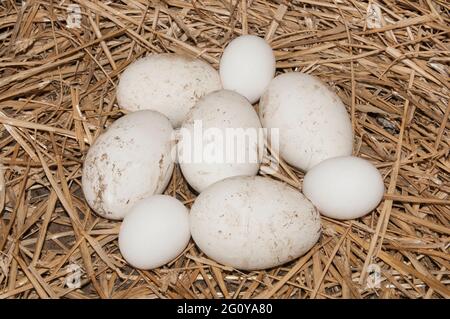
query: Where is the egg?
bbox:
[117,53,222,127]
[178,90,263,193]
[220,35,275,104]
[118,195,190,269]
[303,156,385,220]
[190,176,321,270]
[259,72,353,171]
[82,110,175,220]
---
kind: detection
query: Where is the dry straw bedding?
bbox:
[0,0,449,299]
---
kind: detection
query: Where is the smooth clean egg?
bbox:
[118,195,190,270]
[259,72,353,171]
[190,176,321,270]
[303,156,385,220]
[82,110,175,220]
[220,35,275,104]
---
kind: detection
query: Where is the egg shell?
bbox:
[259,72,353,171]
[303,156,385,220]
[117,54,222,127]
[220,35,275,104]
[178,90,263,193]
[190,176,321,270]
[119,195,190,269]
[82,110,174,220]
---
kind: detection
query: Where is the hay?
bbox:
[0,0,449,299]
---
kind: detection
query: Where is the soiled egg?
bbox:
[117,53,222,127]
[259,72,353,171]
[220,35,275,104]
[119,195,190,269]
[303,156,385,220]
[190,176,321,270]
[178,90,263,193]
[82,110,175,220]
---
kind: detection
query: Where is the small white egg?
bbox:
[220,35,275,104]
[259,72,353,171]
[303,156,385,220]
[190,176,321,270]
[117,54,222,127]
[119,195,190,269]
[82,110,175,220]
[178,90,263,193]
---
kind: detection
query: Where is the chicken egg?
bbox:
[303,156,385,220]
[119,195,190,269]
[220,35,275,104]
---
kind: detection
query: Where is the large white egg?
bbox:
[117,54,222,127]
[259,72,353,171]
[178,90,263,193]
[220,35,275,104]
[303,156,385,220]
[82,111,175,220]
[190,176,321,270]
[119,195,190,269]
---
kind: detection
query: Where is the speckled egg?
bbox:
[117,54,222,127]
[190,176,321,270]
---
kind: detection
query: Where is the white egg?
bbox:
[303,156,385,220]
[220,35,275,104]
[82,111,175,220]
[190,176,321,270]
[178,90,263,193]
[119,195,190,269]
[259,72,353,171]
[117,54,222,127]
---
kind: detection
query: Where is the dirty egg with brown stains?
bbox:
[82,110,175,220]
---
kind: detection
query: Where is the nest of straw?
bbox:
[0,0,449,299]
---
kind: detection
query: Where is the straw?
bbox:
[0,0,448,299]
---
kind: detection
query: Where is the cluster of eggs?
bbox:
[82,35,385,271]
